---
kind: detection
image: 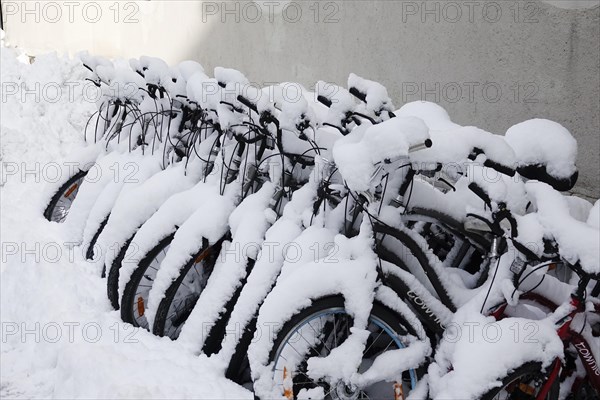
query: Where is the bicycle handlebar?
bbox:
[468,182,492,209]
[469,147,516,177]
[349,87,367,103]
[237,95,258,113]
[484,159,516,177]
[236,95,281,130]
[467,183,519,236]
[409,139,433,153]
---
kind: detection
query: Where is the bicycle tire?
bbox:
[107,234,135,310]
[120,233,175,328]
[259,295,421,400]
[43,169,88,222]
[152,240,222,339]
[85,214,110,260]
[480,361,559,400]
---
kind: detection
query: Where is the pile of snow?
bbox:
[0,49,93,174]
[0,48,251,399]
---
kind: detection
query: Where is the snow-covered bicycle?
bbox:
[429,181,599,400]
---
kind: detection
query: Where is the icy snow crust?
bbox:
[4,45,599,400]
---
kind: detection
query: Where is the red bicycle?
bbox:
[485,261,600,400]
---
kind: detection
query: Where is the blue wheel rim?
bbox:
[272,307,418,396]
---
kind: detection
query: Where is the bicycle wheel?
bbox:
[43,170,88,222]
[152,240,222,339]
[120,233,175,330]
[480,362,559,400]
[85,214,109,260]
[266,296,419,400]
[572,380,600,400]
[106,234,135,310]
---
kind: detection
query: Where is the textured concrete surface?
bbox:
[4,1,599,198]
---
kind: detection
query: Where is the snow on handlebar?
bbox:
[332,116,431,192]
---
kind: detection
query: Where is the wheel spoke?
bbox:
[272,307,417,400]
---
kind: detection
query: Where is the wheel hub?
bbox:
[332,381,360,400]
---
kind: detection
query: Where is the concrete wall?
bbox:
[3,1,599,198]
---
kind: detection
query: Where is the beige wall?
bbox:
[3,1,599,198]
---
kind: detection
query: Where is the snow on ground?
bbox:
[0,47,251,399]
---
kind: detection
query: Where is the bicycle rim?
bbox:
[161,246,215,339]
[130,243,171,330]
[484,363,557,400]
[272,307,417,399]
[45,172,87,222]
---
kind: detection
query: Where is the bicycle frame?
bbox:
[490,277,600,398]
[310,159,498,344]
[370,207,497,340]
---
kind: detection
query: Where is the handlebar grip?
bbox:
[484,159,516,177]
[468,182,492,208]
[469,147,516,177]
[237,95,258,113]
[408,139,433,153]
[317,95,332,108]
[83,64,94,73]
[349,87,367,103]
